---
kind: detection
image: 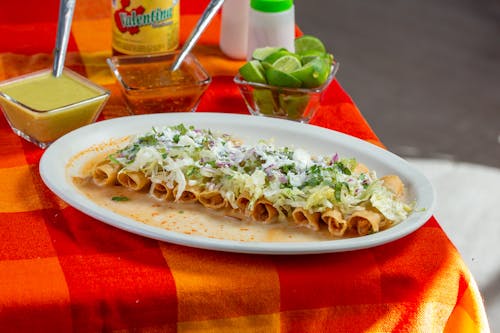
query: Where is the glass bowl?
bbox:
[0,68,110,149]
[107,51,211,115]
[234,61,339,122]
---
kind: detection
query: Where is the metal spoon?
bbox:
[52,0,76,77]
[170,0,225,71]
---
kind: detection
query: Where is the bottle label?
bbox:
[112,0,180,55]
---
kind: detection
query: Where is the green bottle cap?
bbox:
[250,0,293,13]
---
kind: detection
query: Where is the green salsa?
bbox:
[0,71,100,111]
[0,69,109,147]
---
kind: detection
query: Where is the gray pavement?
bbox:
[296,0,500,330]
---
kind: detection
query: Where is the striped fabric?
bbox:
[0,1,489,332]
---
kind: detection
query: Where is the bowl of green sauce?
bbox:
[0,68,110,149]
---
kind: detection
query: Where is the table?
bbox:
[0,1,490,332]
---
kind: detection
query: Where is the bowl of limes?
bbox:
[234,35,339,122]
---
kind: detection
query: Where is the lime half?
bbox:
[279,93,310,120]
[252,47,285,61]
[263,50,300,66]
[239,60,267,84]
[290,57,330,88]
[253,89,277,115]
[300,49,332,65]
[294,35,326,55]
[266,67,302,88]
[271,55,302,73]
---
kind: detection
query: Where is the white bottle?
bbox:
[219,0,250,60]
[247,0,295,59]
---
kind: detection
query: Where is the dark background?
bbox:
[295,0,500,168]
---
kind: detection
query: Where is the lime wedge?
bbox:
[263,50,300,66]
[252,47,285,61]
[294,35,326,55]
[239,60,267,84]
[279,93,310,120]
[271,55,302,73]
[266,67,302,88]
[301,50,330,65]
[253,89,277,115]
[324,53,334,67]
[290,57,330,88]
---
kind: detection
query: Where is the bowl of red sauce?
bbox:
[107,51,211,114]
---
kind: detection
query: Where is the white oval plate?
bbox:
[40,113,435,254]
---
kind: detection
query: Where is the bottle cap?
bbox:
[250,0,293,13]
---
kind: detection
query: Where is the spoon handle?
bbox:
[171,0,225,71]
[52,0,76,77]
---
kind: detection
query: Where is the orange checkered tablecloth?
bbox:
[0,1,490,332]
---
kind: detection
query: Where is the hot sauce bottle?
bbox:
[111,0,180,55]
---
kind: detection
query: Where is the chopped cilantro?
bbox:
[304,177,322,187]
[138,134,158,146]
[335,162,351,175]
[112,196,129,202]
[173,134,181,143]
[359,173,369,188]
[185,165,199,177]
[334,183,343,202]
[334,182,350,202]
[172,124,188,135]
[281,164,296,174]
[303,165,323,187]
[108,154,120,165]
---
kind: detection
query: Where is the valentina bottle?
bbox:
[111,0,180,55]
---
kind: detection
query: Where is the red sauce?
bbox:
[118,61,209,114]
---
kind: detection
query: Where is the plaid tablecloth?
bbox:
[0,1,490,332]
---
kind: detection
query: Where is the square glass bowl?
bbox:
[0,68,110,149]
[234,62,339,122]
[107,52,211,114]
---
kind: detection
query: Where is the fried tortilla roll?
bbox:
[236,192,252,215]
[278,205,292,219]
[224,209,244,221]
[251,198,278,224]
[117,170,150,191]
[347,210,383,235]
[149,182,174,201]
[198,190,227,209]
[321,208,348,236]
[173,185,200,203]
[92,160,121,186]
[380,175,405,198]
[291,208,321,231]
[353,162,369,175]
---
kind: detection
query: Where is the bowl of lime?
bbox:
[234,35,339,122]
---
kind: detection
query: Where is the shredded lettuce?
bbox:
[111,124,413,223]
